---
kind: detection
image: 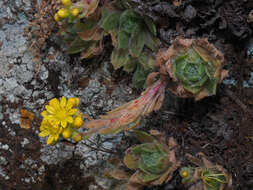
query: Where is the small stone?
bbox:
[1,144,9,150]
[38,165,45,175]
[0,156,8,166]
[184,5,197,21]
[21,138,30,147]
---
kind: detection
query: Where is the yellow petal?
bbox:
[53,134,60,141]
[39,130,49,137]
[66,98,75,110]
[59,127,63,134]
[47,136,55,145]
[61,120,67,128]
[74,98,80,106]
[49,98,60,110]
[41,111,49,117]
[60,96,67,108]
[68,109,77,115]
[49,119,59,127]
[66,116,73,123]
[45,105,56,114]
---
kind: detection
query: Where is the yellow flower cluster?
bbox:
[54,0,80,22]
[39,96,84,145]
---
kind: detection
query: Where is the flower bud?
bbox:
[72,132,82,142]
[54,13,60,21]
[57,8,68,19]
[62,127,72,139]
[71,8,79,17]
[61,0,72,6]
[73,116,83,128]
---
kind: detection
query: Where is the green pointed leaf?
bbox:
[118,31,129,49]
[132,63,152,89]
[141,172,161,182]
[182,84,201,94]
[111,49,130,69]
[204,62,215,79]
[98,8,110,25]
[100,11,120,31]
[119,10,141,34]
[143,29,160,51]
[138,52,155,70]
[112,0,131,9]
[129,30,145,57]
[123,59,136,72]
[144,16,157,36]
[205,79,217,95]
[63,32,77,43]
[67,37,91,54]
[75,19,97,32]
[124,149,139,169]
[134,130,155,143]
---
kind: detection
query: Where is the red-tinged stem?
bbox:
[145,79,166,99]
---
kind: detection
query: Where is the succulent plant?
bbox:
[180,153,232,190]
[123,130,180,187]
[56,0,103,59]
[83,80,166,137]
[155,37,228,100]
[99,7,160,88]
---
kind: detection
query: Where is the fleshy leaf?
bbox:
[138,52,155,70]
[67,37,91,54]
[100,11,121,31]
[80,41,103,59]
[119,10,141,34]
[132,64,152,89]
[129,30,145,57]
[134,130,155,143]
[143,30,159,51]
[78,27,103,41]
[111,49,130,69]
[118,30,130,49]
[144,17,157,36]
[83,80,166,136]
[123,59,136,72]
[124,149,139,170]
[141,172,161,183]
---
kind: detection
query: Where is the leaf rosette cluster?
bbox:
[180,153,232,190]
[122,131,180,187]
[156,38,228,100]
[99,5,160,88]
[57,0,103,59]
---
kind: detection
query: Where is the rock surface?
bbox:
[0,0,136,189]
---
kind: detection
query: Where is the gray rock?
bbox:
[0,156,8,166]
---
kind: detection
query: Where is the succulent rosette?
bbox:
[180,153,232,190]
[156,38,228,100]
[123,130,180,187]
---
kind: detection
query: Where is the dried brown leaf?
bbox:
[20,109,35,129]
[83,80,166,136]
[110,170,131,180]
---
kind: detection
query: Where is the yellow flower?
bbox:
[61,0,72,6]
[57,8,68,19]
[71,8,79,17]
[41,96,77,128]
[39,119,62,145]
